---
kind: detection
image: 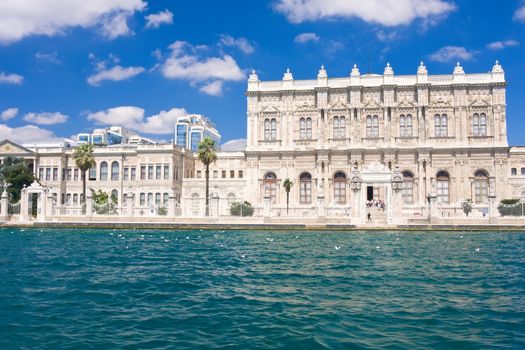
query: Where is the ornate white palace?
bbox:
[182,61,525,225]
[1,61,525,225]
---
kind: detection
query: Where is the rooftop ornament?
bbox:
[453,62,465,75]
[417,61,428,75]
[317,65,327,79]
[283,68,293,81]
[248,69,259,82]
[492,60,504,74]
[384,62,394,75]
[351,64,360,76]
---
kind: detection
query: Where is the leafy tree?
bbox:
[197,137,217,216]
[282,178,294,215]
[230,201,254,217]
[72,144,95,211]
[0,156,35,202]
[461,199,473,217]
[92,189,117,214]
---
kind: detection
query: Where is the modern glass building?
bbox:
[175,114,221,152]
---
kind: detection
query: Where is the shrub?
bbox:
[158,206,167,216]
[230,201,254,217]
[498,199,524,216]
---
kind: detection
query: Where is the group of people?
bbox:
[366,199,385,209]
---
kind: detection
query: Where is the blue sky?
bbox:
[1,0,525,145]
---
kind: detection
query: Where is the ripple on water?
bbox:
[0,229,524,349]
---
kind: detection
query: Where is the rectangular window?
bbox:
[124,167,129,181]
[140,166,146,180]
[52,168,58,181]
[196,170,202,178]
[131,167,136,180]
[74,169,79,181]
[213,170,218,178]
[521,168,525,176]
[156,165,161,180]
[148,165,154,180]
[147,193,153,205]
[89,167,96,181]
[222,170,226,178]
[238,170,243,178]
[39,167,44,181]
[511,168,517,176]
[230,170,235,178]
[67,168,72,181]
[164,165,170,180]
[140,193,145,206]
[155,193,161,206]
[45,168,51,181]
[163,193,169,206]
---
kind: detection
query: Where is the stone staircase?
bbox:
[365,207,387,225]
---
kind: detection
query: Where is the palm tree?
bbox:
[283,178,293,215]
[197,137,217,216]
[72,144,95,213]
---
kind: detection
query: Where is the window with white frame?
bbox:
[299,172,312,204]
[366,115,379,137]
[402,171,414,204]
[436,170,450,204]
[333,172,346,204]
[472,113,487,136]
[474,170,489,204]
[434,114,448,137]
[333,116,346,138]
[400,114,413,137]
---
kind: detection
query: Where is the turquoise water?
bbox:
[1,228,524,349]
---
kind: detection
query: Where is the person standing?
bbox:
[367,212,372,222]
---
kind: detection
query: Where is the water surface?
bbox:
[1,228,524,349]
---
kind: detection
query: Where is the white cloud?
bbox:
[429,46,475,62]
[23,112,68,125]
[219,34,255,54]
[294,32,320,44]
[273,0,455,26]
[87,65,145,86]
[376,30,399,42]
[35,51,60,63]
[514,5,525,21]
[0,124,55,144]
[0,71,23,85]
[145,9,174,28]
[487,40,519,50]
[0,108,18,121]
[199,81,223,96]
[0,0,147,44]
[87,106,189,134]
[161,41,245,96]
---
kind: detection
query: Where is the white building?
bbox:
[77,126,155,146]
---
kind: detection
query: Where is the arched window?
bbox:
[474,170,489,204]
[264,172,277,204]
[400,114,413,137]
[264,118,271,140]
[270,118,277,140]
[155,193,161,206]
[100,161,108,181]
[140,193,145,206]
[147,193,153,205]
[191,193,200,216]
[366,116,372,137]
[372,115,379,137]
[402,171,414,204]
[299,172,312,204]
[333,172,346,204]
[436,170,450,204]
[300,118,306,139]
[435,114,448,137]
[163,193,169,206]
[227,193,236,206]
[473,113,487,136]
[89,163,97,181]
[111,161,119,181]
[333,116,346,138]
[300,117,313,140]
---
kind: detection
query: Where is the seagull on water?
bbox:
[334,245,341,250]
[475,247,480,252]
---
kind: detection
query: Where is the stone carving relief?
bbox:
[350,165,362,192]
[391,165,403,192]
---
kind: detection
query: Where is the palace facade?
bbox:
[1,61,525,224]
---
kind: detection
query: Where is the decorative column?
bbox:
[488,178,498,219]
[85,191,93,219]
[210,193,219,218]
[263,185,271,221]
[127,193,134,217]
[40,190,48,222]
[317,179,325,221]
[20,185,29,222]
[0,184,9,220]
[46,191,54,221]
[391,166,403,224]
[350,166,362,224]
[168,193,176,217]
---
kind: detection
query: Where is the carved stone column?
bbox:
[85,191,93,219]
[20,186,28,222]
[0,188,8,220]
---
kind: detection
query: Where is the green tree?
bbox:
[230,201,254,217]
[197,137,217,216]
[72,144,95,212]
[0,156,35,202]
[283,178,294,215]
[92,189,117,214]
[461,199,473,217]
